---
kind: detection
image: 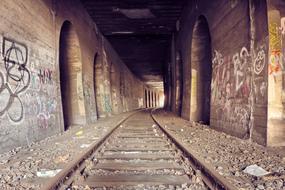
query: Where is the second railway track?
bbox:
[44,110,236,190]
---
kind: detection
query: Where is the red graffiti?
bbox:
[269,51,281,75]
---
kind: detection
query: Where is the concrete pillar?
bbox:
[267,8,285,146]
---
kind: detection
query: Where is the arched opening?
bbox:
[59,21,86,131]
[190,16,212,124]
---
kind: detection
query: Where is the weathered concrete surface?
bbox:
[169,0,283,146]
[0,0,157,153]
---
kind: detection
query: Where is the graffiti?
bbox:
[233,47,250,96]
[280,17,285,35]
[23,92,57,129]
[30,71,41,91]
[212,50,224,66]
[38,68,52,84]
[269,50,282,75]
[269,22,281,51]
[210,45,269,137]
[83,80,97,122]
[254,49,266,75]
[211,50,232,104]
[37,112,56,129]
[0,38,30,123]
[103,95,112,113]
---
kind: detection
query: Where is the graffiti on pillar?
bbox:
[253,48,266,75]
[252,42,268,104]
[83,78,97,122]
[103,95,112,113]
[269,21,282,76]
[0,37,30,123]
[269,22,281,50]
[211,46,263,137]
[233,47,250,97]
[269,50,282,75]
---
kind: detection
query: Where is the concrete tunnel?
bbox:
[0,0,285,189]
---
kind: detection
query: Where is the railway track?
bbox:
[44,110,237,190]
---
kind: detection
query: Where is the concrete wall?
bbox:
[0,0,147,153]
[172,0,273,146]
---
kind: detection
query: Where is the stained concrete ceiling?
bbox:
[80,0,186,89]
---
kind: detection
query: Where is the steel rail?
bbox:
[151,109,238,190]
[43,111,139,190]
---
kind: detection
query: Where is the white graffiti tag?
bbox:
[254,49,266,75]
[233,47,249,92]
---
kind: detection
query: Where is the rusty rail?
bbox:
[43,111,139,190]
[44,108,237,190]
[151,109,238,190]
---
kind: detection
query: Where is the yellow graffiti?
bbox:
[269,22,281,51]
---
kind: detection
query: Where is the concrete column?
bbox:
[267,9,285,146]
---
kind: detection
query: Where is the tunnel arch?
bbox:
[59,20,86,130]
[190,15,212,124]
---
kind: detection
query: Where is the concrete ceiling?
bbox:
[80,0,186,89]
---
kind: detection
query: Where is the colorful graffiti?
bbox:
[269,50,282,75]
[211,45,267,137]
[269,22,281,51]
[269,19,282,76]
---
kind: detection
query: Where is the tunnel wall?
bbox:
[0,0,146,153]
[174,0,271,145]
